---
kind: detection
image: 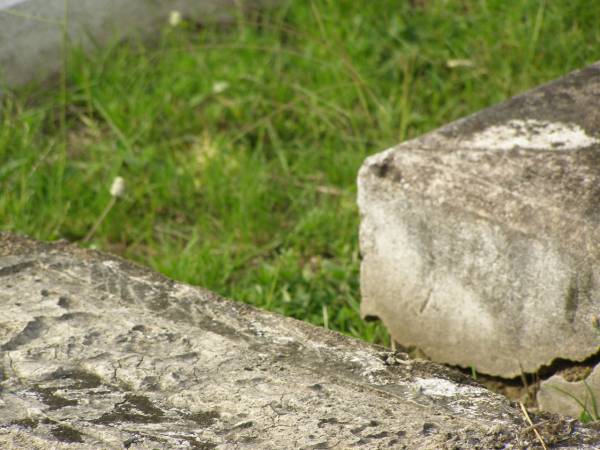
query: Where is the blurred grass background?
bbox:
[1,0,599,345]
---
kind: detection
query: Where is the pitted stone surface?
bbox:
[0,233,597,448]
[358,61,600,379]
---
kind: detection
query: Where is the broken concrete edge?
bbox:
[1,232,599,448]
[538,363,600,421]
[357,61,600,381]
[357,61,600,419]
[0,0,278,92]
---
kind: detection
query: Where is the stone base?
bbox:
[1,233,597,447]
[359,62,600,379]
[538,364,600,420]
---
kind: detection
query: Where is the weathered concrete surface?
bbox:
[0,233,597,448]
[0,0,275,90]
[358,62,600,378]
[538,364,600,420]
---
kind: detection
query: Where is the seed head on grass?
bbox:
[110,176,126,198]
[83,176,126,243]
[212,81,229,95]
[446,59,474,69]
[169,11,182,27]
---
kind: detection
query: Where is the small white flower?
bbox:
[110,176,126,198]
[446,59,474,69]
[169,10,182,27]
[212,81,229,95]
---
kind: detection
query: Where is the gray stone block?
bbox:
[1,233,597,448]
[358,62,600,378]
[538,364,600,420]
[0,0,273,90]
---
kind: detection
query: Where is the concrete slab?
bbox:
[358,62,600,379]
[1,233,597,448]
[538,364,600,421]
[0,0,272,90]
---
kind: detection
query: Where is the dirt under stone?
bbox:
[397,340,600,423]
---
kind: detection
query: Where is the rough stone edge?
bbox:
[538,364,600,420]
[2,231,600,448]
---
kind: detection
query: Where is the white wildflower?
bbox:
[83,176,125,243]
[169,10,182,27]
[446,59,474,69]
[110,176,126,198]
[212,81,229,95]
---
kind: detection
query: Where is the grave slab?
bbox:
[1,233,597,448]
[358,62,600,379]
[0,0,275,90]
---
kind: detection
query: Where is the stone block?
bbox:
[358,62,600,378]
[538,364,600,420]
[0,0,276,90]
[1,233,597,448]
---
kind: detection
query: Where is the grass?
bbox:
[553,381,600,423]
[1,0,599,346]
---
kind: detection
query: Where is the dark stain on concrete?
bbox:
[0,260,35,277]
[9,418,37,429]
[33,385,78,410]
[565,277,580,325]
[57,295,73,308]
[1,317,48,351]
[370,154,403,182]
[187,410,220,427]
[93,394,165,424]
[51,368,103,390]
[50,423,84,443]
[421,422,438,436]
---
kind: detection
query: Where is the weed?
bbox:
[552,381,600,423]
[470,366,478,381]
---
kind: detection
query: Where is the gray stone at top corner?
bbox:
[0,0,276,91]
[439,62,600,141]
[358,61,600,378]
